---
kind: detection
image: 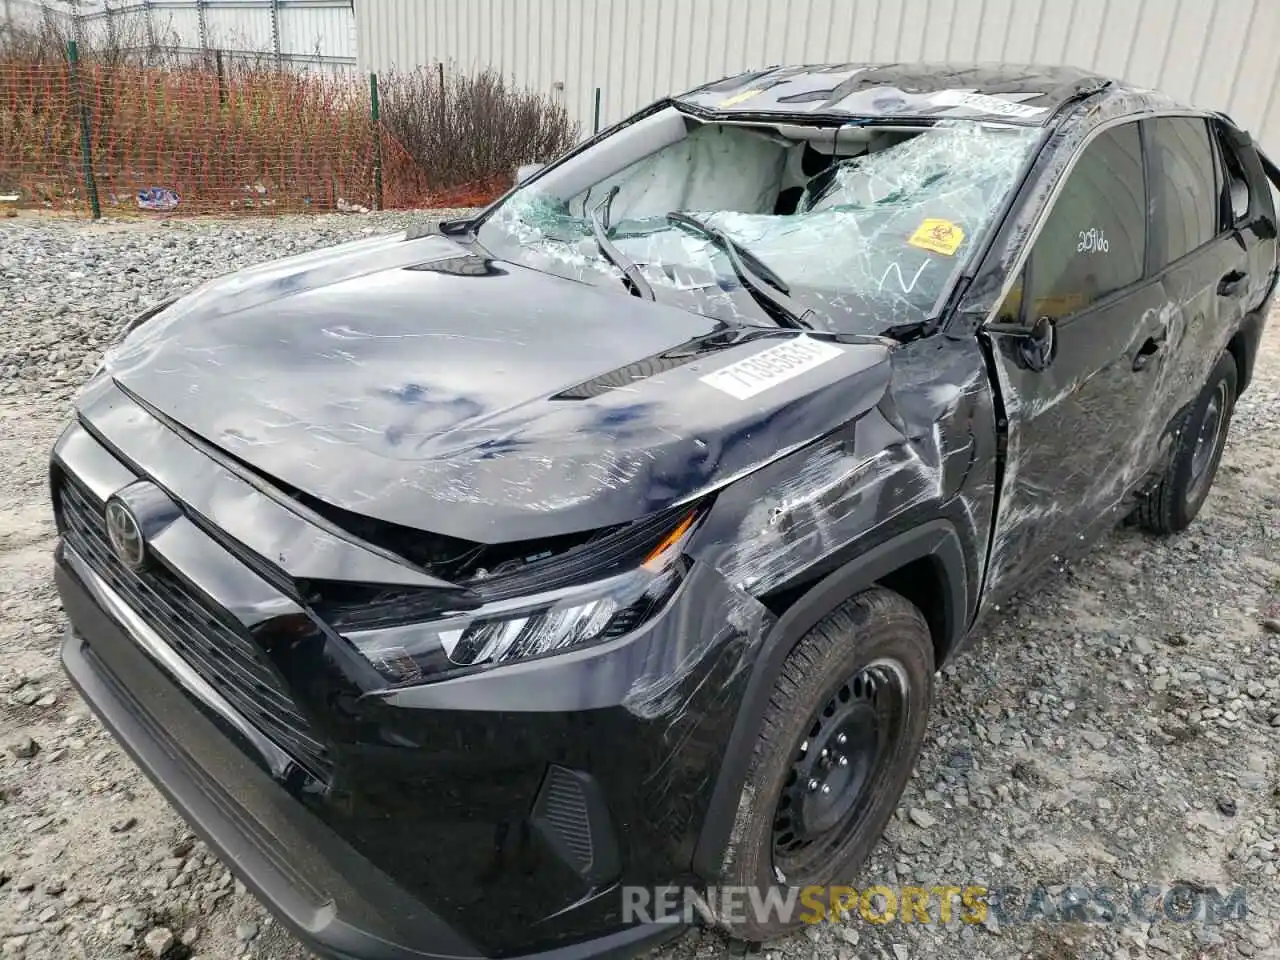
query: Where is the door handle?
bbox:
[1132,335,1163,371]
[1218,269,1248,296]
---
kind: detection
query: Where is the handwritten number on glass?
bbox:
[1077,228,1109,254]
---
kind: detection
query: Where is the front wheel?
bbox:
[1134,352,1238,535]
[712,587,935,942]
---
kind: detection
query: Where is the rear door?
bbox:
[1212,119,1280,320]
[1138,115,1243,472]
[980,120,1171,601]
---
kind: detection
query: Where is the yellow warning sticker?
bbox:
[908,219,965,256]
[718,88,763,108]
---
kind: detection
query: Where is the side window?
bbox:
[1148,117,1218,268]
[1026,123,1146,322]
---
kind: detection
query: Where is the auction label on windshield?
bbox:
[930,89,1048,118]
[701,335,844,400]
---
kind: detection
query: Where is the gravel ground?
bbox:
[1,212,1278,960]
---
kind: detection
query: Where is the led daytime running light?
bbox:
[352,507,703,684]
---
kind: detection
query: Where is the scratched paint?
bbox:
[48,65,1277,950]
[617,339,995,728]
[960,79,1271,609]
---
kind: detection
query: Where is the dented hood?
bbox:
[99,231,893,543]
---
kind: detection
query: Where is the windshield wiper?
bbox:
[666,212,814,330]
[589,188,655,301]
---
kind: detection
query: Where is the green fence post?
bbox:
[369,71,383,212]
[215,49,226,107]
[593,87,602,135]
[67,40,102,220]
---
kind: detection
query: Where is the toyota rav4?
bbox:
[51,63,1279,960]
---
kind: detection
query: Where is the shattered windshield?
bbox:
[476,108,1041,334]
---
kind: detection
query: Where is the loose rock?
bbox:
[908,808,937,830]
[6,737,39,759]
[144,926,176,957]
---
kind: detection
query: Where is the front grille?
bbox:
[58,475,334,784]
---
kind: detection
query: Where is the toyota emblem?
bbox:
[105,498,146,570]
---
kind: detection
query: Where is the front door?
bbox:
[980,120,1170,604]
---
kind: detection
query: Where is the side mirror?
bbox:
[1017,314,1056,371]
[987,314,1056,372]
[515,163,545,184]
[1230,178,1250,222]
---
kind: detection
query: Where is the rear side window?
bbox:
[1148,117,1219,267]
[1025,122,1146,321]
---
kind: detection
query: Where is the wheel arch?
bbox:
[1226,306,1267,400]
[691,519,969,881]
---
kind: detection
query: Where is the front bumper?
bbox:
[50,388,777,958]
[57,552,687,960]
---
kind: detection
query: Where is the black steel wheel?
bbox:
[1135,352,1238,535]
[1185,377,1230,506]
[711,587,934,942]
[771,660,909,880]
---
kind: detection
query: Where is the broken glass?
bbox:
[478,117,1041,335]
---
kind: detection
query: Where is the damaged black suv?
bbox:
[52,64,1278,959]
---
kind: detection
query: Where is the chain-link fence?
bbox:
[0,41,579,217]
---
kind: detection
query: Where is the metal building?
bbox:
[354,0,1280,155]
[2,0,358,72]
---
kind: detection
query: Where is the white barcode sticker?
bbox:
[931,89,1047,119]
[700,335,844,400]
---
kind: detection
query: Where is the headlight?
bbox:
[347,508,702,685]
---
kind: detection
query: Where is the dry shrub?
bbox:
[379,65,578,194]
[85,61,378,212]
[0,54,378,212]
[0,19,576,213]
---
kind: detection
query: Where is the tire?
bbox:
[1134,352,1238,535]
[713,587,935,942]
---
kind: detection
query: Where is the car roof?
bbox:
[675,62,1166,126]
